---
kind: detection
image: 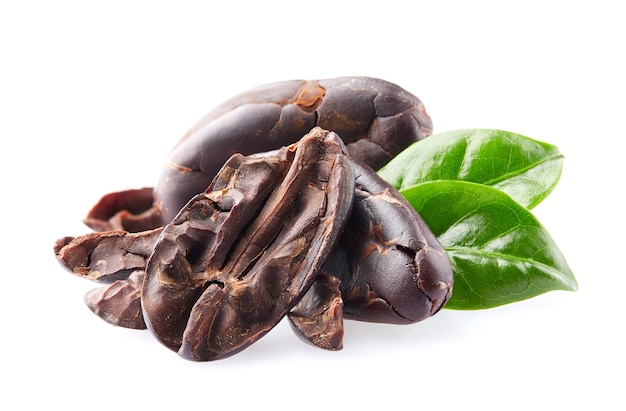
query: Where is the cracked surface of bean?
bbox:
[82,77,432,232]
[322,160,453,324]
[141,128,355,361]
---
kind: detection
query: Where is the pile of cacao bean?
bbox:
[54,77,453,361]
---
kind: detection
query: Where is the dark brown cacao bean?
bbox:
[141,127,355,361]
[322,161,454,324]
[157,77,431,224]
[85,77,432,231]
[84,270,147,329]
[54,228,163,283]
[54,229,162,328]
[84,187,163,232]
[287,272,344,351]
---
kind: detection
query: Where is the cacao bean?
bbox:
[85,77,431,231]
[323,161,454,324]
[141,127,354,360]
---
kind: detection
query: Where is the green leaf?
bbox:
[378,129,564,209]
[401,180,577,310]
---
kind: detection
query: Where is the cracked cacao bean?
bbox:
[84,270,147,329]
[141,127,355,361]
[54,228,162,328]
[85,76,432,231]
[54,228,163,283]
[287,272,344,351]
[322,161,454,324]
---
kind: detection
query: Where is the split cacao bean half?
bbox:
[141,128,354,360]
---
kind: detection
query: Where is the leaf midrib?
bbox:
[445,246,576,290]
[472,154,564,187]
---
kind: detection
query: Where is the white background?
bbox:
[2,1,624,409]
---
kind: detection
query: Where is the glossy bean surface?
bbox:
[156,76,432,223]
[323,161,454,324]
[143,128,355,360]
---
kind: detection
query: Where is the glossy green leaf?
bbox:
[401,180,577,310]
[378,129,564,209]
